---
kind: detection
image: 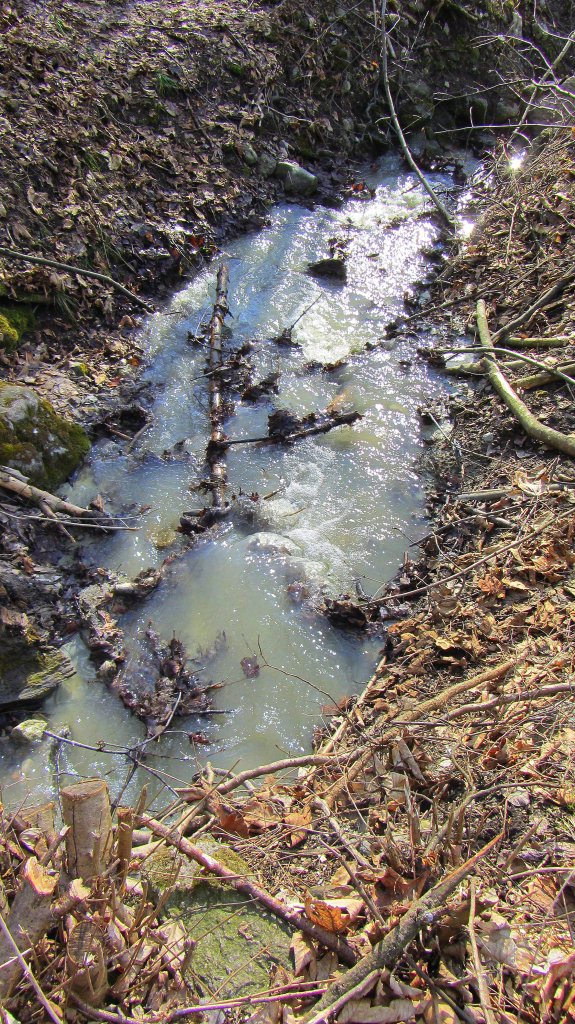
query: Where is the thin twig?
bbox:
[0,245,152,309]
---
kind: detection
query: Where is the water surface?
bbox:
[0,155,453,808]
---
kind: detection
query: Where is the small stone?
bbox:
[258,152,277,178]
[11,719,47,744]
[240,141,258,166]
[0,202,7,218]
[275,160,318,196]
[507,788,530,808]
[307,257,347,282]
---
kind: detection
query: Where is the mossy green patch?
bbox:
[0,305,35,352]
[142,841,292,998]
[0,641,72,710]
[0,383,90,488]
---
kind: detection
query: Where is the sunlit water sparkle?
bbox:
[0,154,458,808]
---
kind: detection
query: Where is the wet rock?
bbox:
[142,841,291,997]
[275,160,318,195]
[284,556,325,585]
[240,141,258,166]
[0,638,73,711]
[246,531,301,557]
[0,383,90,488]
[307,257,347,282]
[10,718,47,744]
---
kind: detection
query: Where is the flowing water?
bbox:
[0,154,459,809]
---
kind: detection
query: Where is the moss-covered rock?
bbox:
[142,841,292,997]
[0,383,90,488]
[0,640,72,710]
[0,305,35,352]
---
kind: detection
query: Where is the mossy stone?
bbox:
[142,841,292,997]
[0,642,72,710]
[0,383,90,488]
[0,305,35,352]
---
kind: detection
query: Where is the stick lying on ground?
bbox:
[0,245,152,310]
[322,659,515,808]
[0,467,109,522]
[477,300,575,458]
[137,813,358,966]
[300,833,502,1024]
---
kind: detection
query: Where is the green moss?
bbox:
[0,383,90,488]
[0,642,71,710]
[0,315,18,352]
[0,305,36,352]
[142,842,291,998]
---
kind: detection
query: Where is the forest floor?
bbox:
[0,1,575,1023]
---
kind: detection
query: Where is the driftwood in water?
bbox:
[115,629,216,735]
[207,264,230,509]
[218,407,362,449]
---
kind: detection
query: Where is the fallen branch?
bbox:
[506,335,573,349]
[206,264,230,509]
[513,361,575,390]
[477,300,575,457]
[378,0,455,229]
[322,659,516,808]
[491,271,575,343]
[440,346,575,388]
[300,834,502,1024]
[0,468,109,522]
[0,245,152,310]
[468,879,497,1024]
[137,814,358,965]
[219,410,361,448]
[445,681,574,721]
[371,510,555,605]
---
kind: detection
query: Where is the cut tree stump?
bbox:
[61,779,113,881]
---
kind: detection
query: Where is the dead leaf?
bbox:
[338,997,423,1022]
[291,931,316,976]
[284,806,312,847]
[241,656,260,678]
[305,897,364,933]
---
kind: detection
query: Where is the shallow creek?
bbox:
[1,154,460,808]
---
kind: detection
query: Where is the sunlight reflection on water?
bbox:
[0,154,459,809]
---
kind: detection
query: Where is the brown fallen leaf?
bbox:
[304,896,364,934]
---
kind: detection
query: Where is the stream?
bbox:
[0,154,466,809]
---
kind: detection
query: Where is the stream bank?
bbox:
[1,2,575,1021]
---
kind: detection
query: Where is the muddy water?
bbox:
[0,155,456,808]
